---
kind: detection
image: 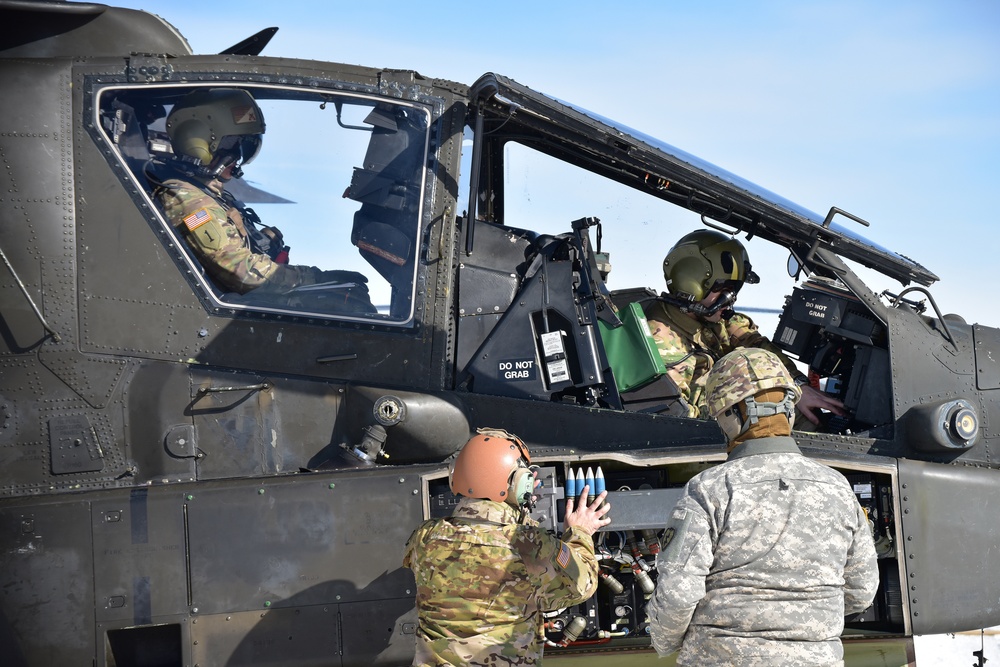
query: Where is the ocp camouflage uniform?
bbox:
[646,436,879,666]
[157,176,327,294]
[402,497,599,666]
[644,301,800,419]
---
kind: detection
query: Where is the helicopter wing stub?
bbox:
[469,73,938,287]
[219,27,278,56]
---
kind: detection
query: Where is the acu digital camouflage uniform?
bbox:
[157,175,331,294]
[646,435,879,666]
[403,497,599,666]
[644,300,801,419]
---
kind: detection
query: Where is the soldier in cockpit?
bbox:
[644,230,846,426]
[148,88,374,311]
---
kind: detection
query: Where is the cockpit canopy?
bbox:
[97,85,431,324]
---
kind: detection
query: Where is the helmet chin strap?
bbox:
[167,153,243,182]
[656,290,738,318]
[212,153,243,180]
[719,389,799,443]
[743,389,798,428]
[687,289,737,318]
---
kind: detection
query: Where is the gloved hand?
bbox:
[318,270,369,284]
[261,226,285,247]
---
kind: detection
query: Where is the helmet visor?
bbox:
[217,133,263,166]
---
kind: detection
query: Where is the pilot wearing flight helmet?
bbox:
[151,88,373,309]
[644,230,846,425]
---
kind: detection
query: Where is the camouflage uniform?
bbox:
[644,300,801,419]
[646,436,879,666]
[157,176,328,294]
[403,497,599,666]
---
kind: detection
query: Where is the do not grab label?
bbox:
[498,359,536,381]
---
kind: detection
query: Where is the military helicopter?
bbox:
[2,2,998,666]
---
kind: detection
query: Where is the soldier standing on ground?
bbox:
[646,348,879,666]
[403,428,611,666]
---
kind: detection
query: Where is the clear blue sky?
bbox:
[114,0,1000,328]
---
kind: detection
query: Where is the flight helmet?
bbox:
[662,230,757,302]
[449,428,537,508]
[705,348,801,441]
[166,88,265,178]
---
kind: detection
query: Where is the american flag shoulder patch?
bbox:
[183,208,211,231]
[556,542,571,568]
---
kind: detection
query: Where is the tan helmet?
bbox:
[449,428,533,506]
[705,348,801,440]
[662,230,756,302]
[166,88,265,173]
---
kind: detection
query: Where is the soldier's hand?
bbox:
[797,384,847,426]
[564,484,610,537]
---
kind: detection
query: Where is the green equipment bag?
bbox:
[598,301,666,393]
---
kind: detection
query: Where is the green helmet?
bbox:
[166,88,265,173]
[662,230,755,302]
[705,348,801,439]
